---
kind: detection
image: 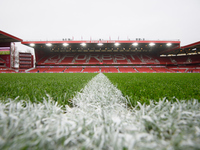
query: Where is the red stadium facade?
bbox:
[0,30,200,73]
[0,30,22,73]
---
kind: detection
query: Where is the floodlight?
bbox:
[30,43,35,47]
[166,43,172,46]
[149,43,155,46]
[132,42,138,46]
[114,43,120,46]
[192,48,197,51]
[97,43,103,46]
[63,43,69,46]
[81,43,86,46]
[46,43,52,47]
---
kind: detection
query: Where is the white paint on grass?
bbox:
[0,73,200,149]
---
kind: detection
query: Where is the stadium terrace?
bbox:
[0,30,200,73]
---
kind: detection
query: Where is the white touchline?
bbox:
[0,73,200,150]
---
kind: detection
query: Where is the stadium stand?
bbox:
[101,67,119,73]
[167,66,187,73]
[64,67,83,73]
[30,51,200,73]
[151,67,174,73]
[60,55,75,64]
[154,57,173,65]
[88,56,101,64]
[82,67,100,73]
[181,65,199,73]
[126,54,142,64]
[0,31,199,74]
[28,68,49,73]
[173,56,190,64]
[101,54,114,64]
[0,58,15,73]
[35,53,199,66]
[0,67,16,73]
[190,55,200,63]
[44,67,66,73]
[135,67,155,73]
[74,54,87,64]
[118,67,137,73]
[27,68,39,73]
[0,65,6,69]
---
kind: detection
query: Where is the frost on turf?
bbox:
[0,73,200,150]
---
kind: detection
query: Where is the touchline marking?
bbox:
[70,73,137,149]
[0,73,200,149]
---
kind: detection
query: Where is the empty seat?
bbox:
[28,68,49,73]
[135,67,155,73]
[101,67,118,73]
[45,68,66,73]
[151,67,173,73]
[118,67,137,73]
[82,67,100,73]
[64,68,83,73]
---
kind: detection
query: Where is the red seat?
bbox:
[82,67,100,73]
[101,67,118,73]
[118,67,137,73]
[135,67,155,73]
[64,68,83,73]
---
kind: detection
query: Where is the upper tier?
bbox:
[36,52,200,66]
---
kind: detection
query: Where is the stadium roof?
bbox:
[179,41,200,55]
[181,41,200,49]
[161,41,200,56]
[22,40,180,54]
[0,29,198,56]
[0,30,23,43]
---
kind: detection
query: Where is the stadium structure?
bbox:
[0,30,200,73]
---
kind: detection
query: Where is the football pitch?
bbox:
[0,73,97,106]
[0,73,199,105]
[106,73,200,105]
[0,73,200,149]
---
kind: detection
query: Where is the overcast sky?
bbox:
[0,0,200,46]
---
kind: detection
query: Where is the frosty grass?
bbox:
[0,73,200,150]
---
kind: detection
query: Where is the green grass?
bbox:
[1,73,200,107]
[105,73,200,106]
[1,73,200,149]
[0,73,97,106]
